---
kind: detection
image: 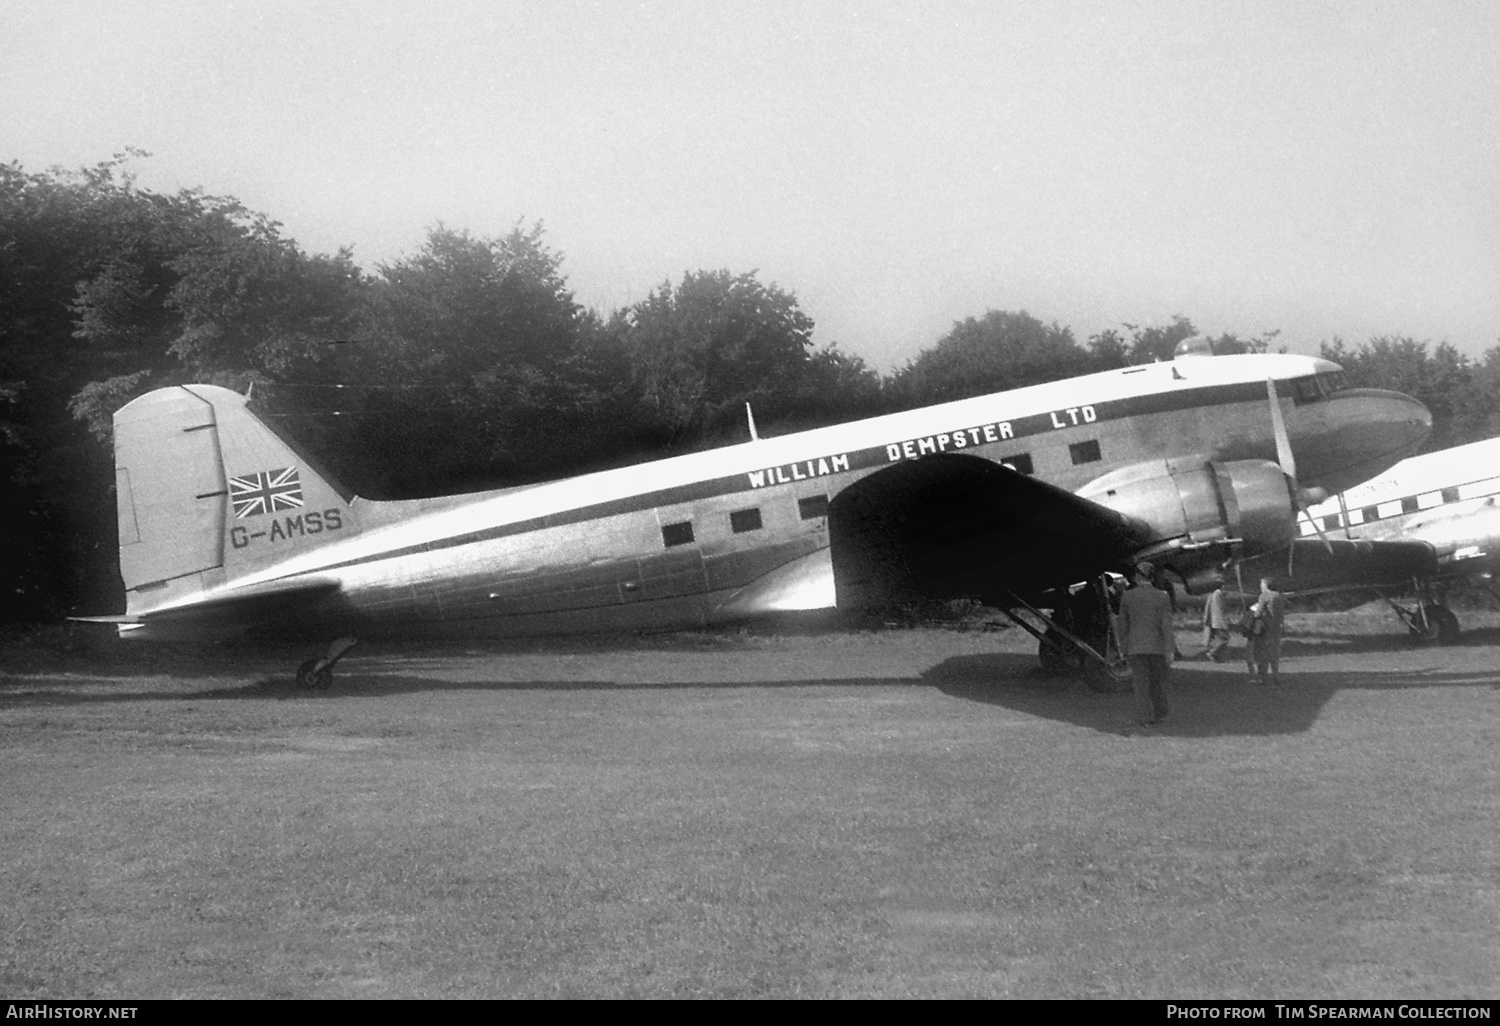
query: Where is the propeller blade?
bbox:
[1265,377,1336,571]
[1266,378,1296,481]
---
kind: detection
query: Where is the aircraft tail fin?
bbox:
[113,384,359,622]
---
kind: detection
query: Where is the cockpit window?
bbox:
[1291,376,1322,404]
[1289,372,1351,405]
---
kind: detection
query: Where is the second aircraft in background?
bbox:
[1235,435,1500,644]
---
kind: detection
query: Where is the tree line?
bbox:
[4,155,1497,620]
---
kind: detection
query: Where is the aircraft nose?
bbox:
[1378,388,1433,455]
[1305,388,1431,494]
[1412,393,1433,435]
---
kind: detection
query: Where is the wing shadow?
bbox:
[922,652,1500,738]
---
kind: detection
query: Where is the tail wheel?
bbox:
[295,659,332,690]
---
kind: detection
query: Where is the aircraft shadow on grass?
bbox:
[921,651,1500,738]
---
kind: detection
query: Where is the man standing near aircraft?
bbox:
[1248,576,1286,685]
[1117,561,1175,727]
[1201,576,1232,662]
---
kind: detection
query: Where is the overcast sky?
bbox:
[5,0,1498,370]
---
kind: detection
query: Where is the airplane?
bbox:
[1232,435,1500,644]
[81,350,1431,688]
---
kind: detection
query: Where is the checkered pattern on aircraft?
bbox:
[229,467,303,518]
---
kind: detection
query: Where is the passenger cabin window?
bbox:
[798,495,829,520]
[1401,496,1419,514]
[730,508,763,534]
[1442,487,1460,504]
[1323,515,1341,532]
[1069,440,1101,466]
[1362,506,1380,524]
[661,521,695,547]
[1000,453,1034,475]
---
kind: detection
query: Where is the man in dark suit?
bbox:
[1116,561,1175,726]
[1249,576,1287,685]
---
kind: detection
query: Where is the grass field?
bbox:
[2,614,1497,998]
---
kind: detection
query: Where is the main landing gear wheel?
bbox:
[1038,629,1078,674]
[1411,605,1460,646]
[293,636,358,690]
[1036,629,1130,691]
[1086,654,1133,693]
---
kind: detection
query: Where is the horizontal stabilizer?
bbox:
[141,576,341,619]
[84,577,342,641]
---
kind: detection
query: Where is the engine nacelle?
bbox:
[1077,457,1298,568]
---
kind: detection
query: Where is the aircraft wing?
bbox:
[829,454,1156,608]
[1234,537,1438,597]
[74,576,341,641]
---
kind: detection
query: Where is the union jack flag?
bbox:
[230,467,303,518]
